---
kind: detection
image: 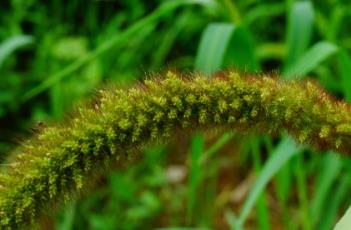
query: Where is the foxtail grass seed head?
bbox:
[1,71,351,228]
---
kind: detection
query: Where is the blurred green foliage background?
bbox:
[1,0,351,229]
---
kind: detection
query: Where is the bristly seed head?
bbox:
[1,70,351,229]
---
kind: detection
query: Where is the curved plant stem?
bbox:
[1,71,351,228]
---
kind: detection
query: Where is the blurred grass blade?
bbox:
[187,133,204,224]
[244,2,285,26]
[222,27,259,71]
[55,200,76,230]
[293,155,311,230]
[310,152,342,225]
[334,205,351,230]
[284,41,338,79]
[257,42,285,60]
[195,23,258,74]
[251,137,270,230]
[151,12,190,68]
[195,23,236,74]
[284,1,314,69]
[225,209,242,230]
[237,137,302,226]
[219,0,241,24]
[21,0,216,102]
[0,35,33,68]
[337,50,351,101]
[200,131,234,165]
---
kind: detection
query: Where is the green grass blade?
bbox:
[237,136,302,227]
[284,1,314,69]
[225,209,242,230]
[187,133,204,224]
[284,41,338,79]
[251,137,271,230]
[195,23,258,74]
[55,200,76,230]
[293,155,311,230]
[195,23,236,74]
[257,42,285,60]
[0,35,33,68]
[200,131,234,165]
[310,152,342,226]
[244,2,285,26]
[219,0,241,24]
[222,26,259,71]
[319,175,349,230]
[274,162,292,227]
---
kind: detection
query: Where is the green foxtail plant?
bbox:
[1,71,351,229]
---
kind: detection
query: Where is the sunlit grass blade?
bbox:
[195,23,259,74]
[284,41,338,79]
[195,23,237,74]
[284,1,314,70]
[334,205,351,230]
[225,209,242,230]
[222,26,259,71]
[237,137,303,227]
[0,35,33,68]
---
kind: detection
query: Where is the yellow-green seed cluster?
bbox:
[1,71,351,229]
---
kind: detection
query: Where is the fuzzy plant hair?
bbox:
[1,71,351,229]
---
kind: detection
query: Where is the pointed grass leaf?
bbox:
[237,137,303,226]
[195,23,236,74]
[200,131,234,165]
[284,41,338,79]
[285,1,314,69]
[310,152,342,226]
[222,26,259,72]
[195,23,258,74]
[225,209,242,230]
[0,35,33,68]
